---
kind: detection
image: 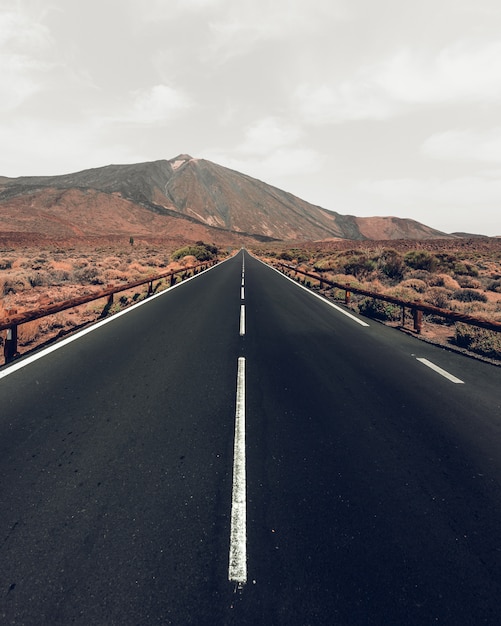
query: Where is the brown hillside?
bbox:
[0,155,452,242]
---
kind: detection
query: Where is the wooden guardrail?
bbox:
[1,259,217,364]
[277,262,501,334]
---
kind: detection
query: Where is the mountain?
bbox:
[0,155,451,242]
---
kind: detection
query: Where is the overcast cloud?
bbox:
[0,0,500,235]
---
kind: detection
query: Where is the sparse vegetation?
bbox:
[252,238,501,361]
[0,240,225,364]
[172,242,218,261]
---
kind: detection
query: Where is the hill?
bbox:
[0,155,451,242]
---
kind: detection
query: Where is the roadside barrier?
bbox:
[276,261,501,335]
[1,259,218,364]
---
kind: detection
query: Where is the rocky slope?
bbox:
[0,155,451,242]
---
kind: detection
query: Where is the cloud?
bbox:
[201,114,322,184]
[294,40,501,124]
[207,0,350,61]
[239,117,303,156]
[111,84,193,125]
[422,127,501,163]
[361,175,501,206]
[0,7,54,111]
[0,118,143,176]
[294,81,396,124]
[202,146,322,184]
[133,0,224,21]
[358,175,501,234]
[377,41,501,104]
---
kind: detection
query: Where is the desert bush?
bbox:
[2,277,28,295]
[172,242,217,261]
[313,256,337,271]
[407,269,433,283]
[424,287,451,309]
[456,275,482,289]
[49,269,72,283]
[358,297,401,322]
[0,259,12,270]
[377,249,405,281]
[451,288,488,303]
[435,252,458,272]
[400,278,427,293]
[454,323,501,359]
[342,254,376,278]
[74,266,103,285]
[387,286,422,302]
[486,280,501,293]
[428,274,461,290]
[28,272,48,287]
[404,250,438,272]
[453,262,479,277]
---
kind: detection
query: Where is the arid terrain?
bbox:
[0,238,225,364]
[1,155,500,365]
[0,155,453,243]
[1,236,501,365]
[253,237,501,362]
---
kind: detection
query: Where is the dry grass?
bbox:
[254,238,501,361]
[0,240,223,364]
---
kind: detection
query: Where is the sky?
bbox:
[1,0,500,236]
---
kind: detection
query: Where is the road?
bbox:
[1,249,501,625]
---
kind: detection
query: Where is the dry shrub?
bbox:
[102,269,129,282]
[387,286,422,302]
[456,275,483,289]
[424,287,451,308]
[400,278,427,293]
[428,274,461,290]
[455,323,501,359]
[102,256,121,268]
[451,288,488,303]
[407,269,432,283]
[2,275,29,295]
[179,255,197,267]
[128,262,149,274]
[50,260,73,272]
[18,320,42,345]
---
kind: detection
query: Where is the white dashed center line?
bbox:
[229,357,247,587]
[416,358,464,384]
[240,305,246,336]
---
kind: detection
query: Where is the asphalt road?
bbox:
[1,249,501,625]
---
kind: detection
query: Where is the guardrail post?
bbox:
[4,324,18,363]
[170,274,176,286]
[147,281,153,296]
[345,290,351,305]
[401,305,406,327]
[412,308,423,333]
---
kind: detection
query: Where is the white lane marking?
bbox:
[229,357,247,586]
[240,305,246,336]
[264,261,370,327]
[241,278,245,287]
[416,358,464,384]
[0,261,225,381]
[241,286,245,300]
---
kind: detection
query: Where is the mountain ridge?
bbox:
[0,155,453,242]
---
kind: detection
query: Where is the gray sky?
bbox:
[1,0,500,235]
